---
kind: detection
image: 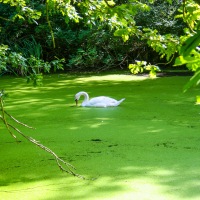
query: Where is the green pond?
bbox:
[1,74,200,200]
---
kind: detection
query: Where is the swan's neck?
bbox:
[80,92,89,103]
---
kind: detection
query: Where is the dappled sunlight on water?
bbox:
[1,74,200,200]
[70,74,149,83]
[2,164,200,200]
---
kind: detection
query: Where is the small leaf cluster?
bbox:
[129,60,160,78]
[0,44,65,85]
[142,28,179,61]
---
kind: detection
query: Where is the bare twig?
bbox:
[0,92,85,179]
[4,110,35,130]
[0,96,17,139]
[0,16,12,21]
[7,122,84,178]
[155,54,175,66]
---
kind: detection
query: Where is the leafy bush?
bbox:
[129,60,160,78]
[67,29,129,71]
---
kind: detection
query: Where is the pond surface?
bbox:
[1,74,200,200]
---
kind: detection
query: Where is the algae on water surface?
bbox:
[1,74,200,200]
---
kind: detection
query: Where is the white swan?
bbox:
[75,91,125,107]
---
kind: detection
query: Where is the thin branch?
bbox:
[0,92,85,179]
[4,110,35,130]
[46,0,56,48]
[155,54,175,66]
[0,98,16,139]
[117,54,128,67]
[0,16,12,21]
[7,121,84,179]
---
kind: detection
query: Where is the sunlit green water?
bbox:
[1,74,200,200]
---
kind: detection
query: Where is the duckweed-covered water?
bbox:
[1,74,200,200]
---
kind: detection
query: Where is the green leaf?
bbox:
[149,70,157,78]
[128,63,144,74]
[114,29,128,37]
[183,69,200,92]
[196,95,200,104]
[180,31,200,57]
[122,34,129,42]
[114,28,131,42]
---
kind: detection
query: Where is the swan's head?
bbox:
[75,94,79,106]
[75,99,78,106]
[75,91,88,106]
[74,92,82,106]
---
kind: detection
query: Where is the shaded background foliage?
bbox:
[0,0,187,74]
[135,0,185,35]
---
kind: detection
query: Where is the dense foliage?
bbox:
[0,0,199,87]
[0,1,182,68]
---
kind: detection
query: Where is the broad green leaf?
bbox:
[174,53,200,67]
[107,0,115,6]
[128,63,143,74]
[114,29,129,37]
[122,34,129,42]
[15,14,25,20]
[180,31,200,57]
[114,29,131,42]
[183,69,200,92]
[196,95,200,104]
[149,70,157,78]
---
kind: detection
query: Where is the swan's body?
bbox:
[75,91,125,107]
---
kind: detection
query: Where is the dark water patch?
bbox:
[155,142,176,148]
[88,151,102,154]
[108,144,118,147]
[90,139,102,142]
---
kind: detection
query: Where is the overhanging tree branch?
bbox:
[0,91,16,139]
[0,16,12,21]
[0,90,84,179]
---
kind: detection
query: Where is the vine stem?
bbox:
[46,0,56,48]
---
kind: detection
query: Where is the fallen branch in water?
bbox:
[0,90,84,179]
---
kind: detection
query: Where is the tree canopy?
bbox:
[0,0,199,87]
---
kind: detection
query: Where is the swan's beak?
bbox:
[75,99,78,106]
